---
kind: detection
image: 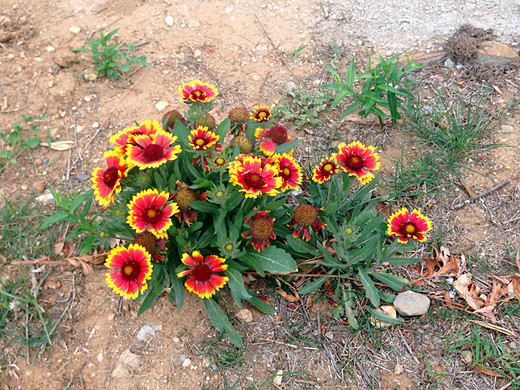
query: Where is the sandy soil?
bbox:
[1,0,519,389]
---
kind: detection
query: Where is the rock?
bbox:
[473,41,520,66]
[55,50,79,68]
[155,101,169,111]
[501,124,514,132]
[72,173,90,182]
[393,291,430,316]
[111,349,141,378]
[32,181,46,194]
[35,190,55,204]
[370,305,398,327]
[398,50,447,67]
[182,358,192,367]
[84,72,98,81]
[136,324,162,341]
[236,308,253,323]
[394,363,404,375]
[165,16,174,27]
[461,350,472,365]
[69,26,81,34]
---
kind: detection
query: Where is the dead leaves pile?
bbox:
[410,245,520,323]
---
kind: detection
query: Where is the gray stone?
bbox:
[393,291,430,316]
[473,41,520,66]
[136,324,162,341]
[111,349,141,378]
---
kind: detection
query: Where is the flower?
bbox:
[91,150,128,207]
[242,211,276,251]
[312,156,339,183]
[127,130,181,169]
[173,181,205,225]
[178,80,218,103]
[387,208,432,244]
[196,113,216,130]
[259,139,277,156]
[231,135,253,154]
[177,251,229,299]
[189,126,219,151]
[228,155,282,198]
[289,204,326,241]
[273,153,302,191]
[105,244,153,299]
[110,120,161,156]
[229,107,249,124]
[127,189,178,238]
[132,231,168,262]
[250,105,272,122]
[335,141,380,184]
[212,155,227,168]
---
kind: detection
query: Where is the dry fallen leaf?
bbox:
[40,140,75,151]
[473,364,505,378]
[276,288,300,303]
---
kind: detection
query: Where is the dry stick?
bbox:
[0,108,23,113]
[397,328,421,365]
[48,274,76,339]
[254,14,299,84]
[79,71,147,155]
[453,180,510,209]
[259,71,271,95]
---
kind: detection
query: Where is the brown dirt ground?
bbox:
[1,0,520,389]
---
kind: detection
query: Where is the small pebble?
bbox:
[182,358,192,367]
[165,16,174,26]
[69,26,81,34]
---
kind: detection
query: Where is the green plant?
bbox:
[322,53,425,127]
[72,28,150,80]
[273,88,333,130]
[40,80,432,347]
[0,114,46,174]
[288,44,307,63]
[404,86,502,178]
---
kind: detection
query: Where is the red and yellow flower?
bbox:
[387,208,432,244]
[228,154,282,198]
[105,244,153,299]
[288,204,326,241]
[250,105,272,122]
[242,211,276,251]
[91,150,128,207]
[312,156,339,183]
[178,80,218,103]
[335,141,380,184]
[110,120,162,156]
[259,139,277,156]
[177,251,229,299]
[127,130,181,169]
[127,189,178,238]
[189,126,220,151]
[273,153,302,192]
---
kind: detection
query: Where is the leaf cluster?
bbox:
[72,28,150,80]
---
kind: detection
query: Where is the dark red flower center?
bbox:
[133,231,157,254]
[281,167,291,179]
[142,144,164,162]
[250,217,274,241]
[143,206,162,224]
[269,126,288,145]
[243,172,265,189]
[293,204,318,228]
[191,263,212,282]
[121,260,141,281]
[214,157,225,166]
[191,90,205,100]
[400,223,417,236]
[345,154,364,170]
[103,167,119,188]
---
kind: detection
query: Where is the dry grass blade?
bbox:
[469,319,519,337]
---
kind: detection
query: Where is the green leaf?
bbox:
[339,101,363,121]
[386,90,400,123]
[225,267,252,302]
[244,246,297,274]
[247,294,275,314]
[275,139,299,155]
[38,211,70,232]
[214,117,231,141]
[285,234,319,256]
[69,189,94,214]
[190,200,219,213]
[386,257,421,266]
[138,277,164,316]
[345,58,356,88]
[79,234,94,255]
[357,267,380,307]
[369,271,409,292]
[204,298,243,347]
[23,137,40,149]
[299,276,327,295]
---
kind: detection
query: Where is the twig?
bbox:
[66,148,72,181]
[498,381,513,390]
[254,14,299,84]
[0,108,23,113]
[397,328,421,365]
[259,72,270,95]
[48,275,76,338]
[316,312,341,380]
[453,180,510,209]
